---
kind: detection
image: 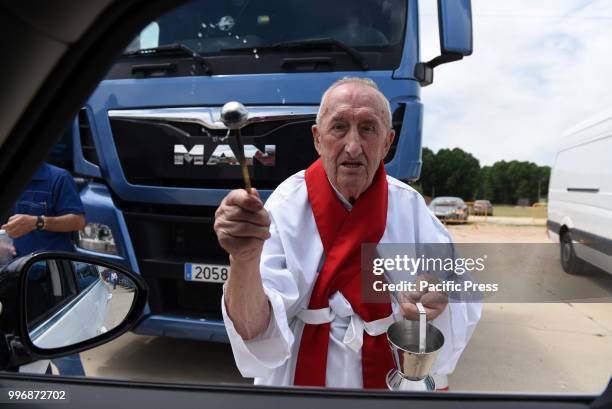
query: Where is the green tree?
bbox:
[482,160,550,204]
[478,165,494,200]
[419,147,436,197]
[432,148,480,200]
[418,147,550,205]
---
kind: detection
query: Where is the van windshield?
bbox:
[124,0,406,71]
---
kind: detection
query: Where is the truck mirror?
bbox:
[415,0,473,87]
[414,64,433,88]
[438,0,473,57]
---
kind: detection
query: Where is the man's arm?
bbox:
[2,213,85,238]
[224,256,271,340]
[214,189,271,340]
[44,213,86,232]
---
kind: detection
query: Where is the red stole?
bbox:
[293,158,394,388]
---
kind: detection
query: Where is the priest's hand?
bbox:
[397,275,448,321]
[214,188,271,262]
[215,188,272,340]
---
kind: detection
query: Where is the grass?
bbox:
[477,204,547,218]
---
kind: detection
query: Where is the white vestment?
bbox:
[222,171,482,388]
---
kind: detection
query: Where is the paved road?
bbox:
[54,225,612,394]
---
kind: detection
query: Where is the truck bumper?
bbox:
[133,314,229,343]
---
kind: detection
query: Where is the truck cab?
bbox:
[62,0,473,341]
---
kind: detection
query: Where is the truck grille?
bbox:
[109,107,320,189]
[122,203,226,319]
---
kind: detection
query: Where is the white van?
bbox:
[547,110,612,275]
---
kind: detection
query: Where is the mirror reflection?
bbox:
[26,259,135,349]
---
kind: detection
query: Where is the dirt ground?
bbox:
[447,220,550,243]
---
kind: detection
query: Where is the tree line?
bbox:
[412,147,551,205]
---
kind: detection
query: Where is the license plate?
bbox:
[184,263,229,283]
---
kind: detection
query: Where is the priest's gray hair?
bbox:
[316,77,393,130]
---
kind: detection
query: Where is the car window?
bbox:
[73,261,100,292]
[431,198,459,206]
[4,0,612,400]
[26,260,78,328]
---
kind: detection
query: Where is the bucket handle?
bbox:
[416,302,426,353]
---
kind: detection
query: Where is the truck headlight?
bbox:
[78,223,117,255]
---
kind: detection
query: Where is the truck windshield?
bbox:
[124,0,406,72]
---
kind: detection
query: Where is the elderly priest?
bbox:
[214,77,481,389]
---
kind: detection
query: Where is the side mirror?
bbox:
[0,252,147,369]
[415,0,473,86]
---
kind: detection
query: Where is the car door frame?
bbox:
[0,0,609,407]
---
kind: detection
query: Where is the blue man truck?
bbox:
[60,0,473,342]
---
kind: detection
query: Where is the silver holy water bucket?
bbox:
[386,316,445,391]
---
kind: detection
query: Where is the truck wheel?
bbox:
[560,231,585,275]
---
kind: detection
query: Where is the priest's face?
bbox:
[313,83,395,202]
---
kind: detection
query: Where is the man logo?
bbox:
[174,145,204,165]
[173,144,276,166]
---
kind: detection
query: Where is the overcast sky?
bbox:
[418,0,612,166]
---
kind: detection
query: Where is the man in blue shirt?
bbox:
[2,162,86,376]
[3,162,85,256]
